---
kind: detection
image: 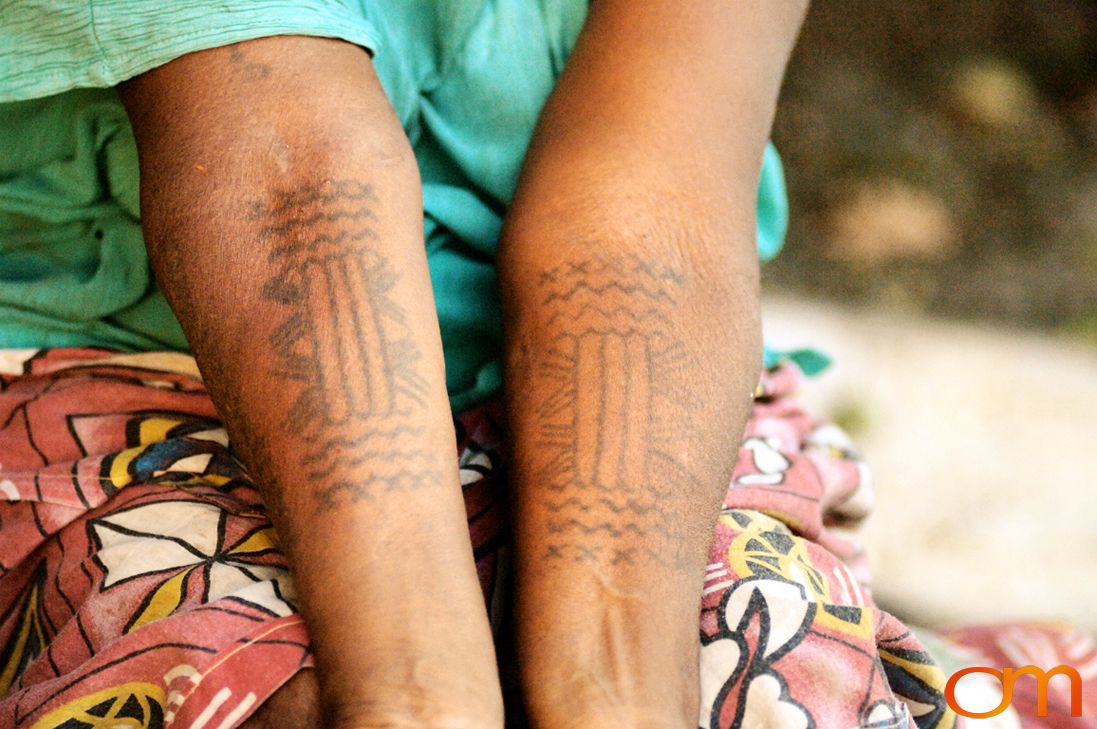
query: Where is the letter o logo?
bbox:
[945,666,1012,719]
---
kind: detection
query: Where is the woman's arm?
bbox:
[498,3,808,726]
[119,36,502,729]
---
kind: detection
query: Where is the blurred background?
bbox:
[762,0,1097,631]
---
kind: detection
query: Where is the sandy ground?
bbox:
[762,295,1097,633]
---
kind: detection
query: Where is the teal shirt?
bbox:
[0,1,795,409]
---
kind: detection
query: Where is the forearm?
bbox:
[500,207,761,727]
[120,38,499,725]
[499,2,805,725]
[501,211,762,565]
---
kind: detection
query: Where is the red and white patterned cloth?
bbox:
[0,348,1092,728]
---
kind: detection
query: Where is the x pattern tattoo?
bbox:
[534,255,697,565]
[255,179,442,510]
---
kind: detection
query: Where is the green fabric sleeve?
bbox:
[0,0,379,102]
[0,0,822,408]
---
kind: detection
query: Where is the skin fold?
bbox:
[118,3,807,728]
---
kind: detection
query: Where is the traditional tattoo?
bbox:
[533,254,696,565]
[254,179,442,510]
[227,43,272,82]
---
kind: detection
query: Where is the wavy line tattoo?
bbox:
[255,179,442,509]
[534,254,696,565]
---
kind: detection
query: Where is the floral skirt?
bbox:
[0,348,1092,728]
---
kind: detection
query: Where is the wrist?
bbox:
[527,702,692,729]
[325,690,503,729]
[522,655,697,729]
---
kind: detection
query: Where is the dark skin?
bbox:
[118,3,807,727]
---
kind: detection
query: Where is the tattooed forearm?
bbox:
[532,254,698,565]
[253,179,442,510]
[124,44,508,721]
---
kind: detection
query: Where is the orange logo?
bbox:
[944,665,1083,718]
